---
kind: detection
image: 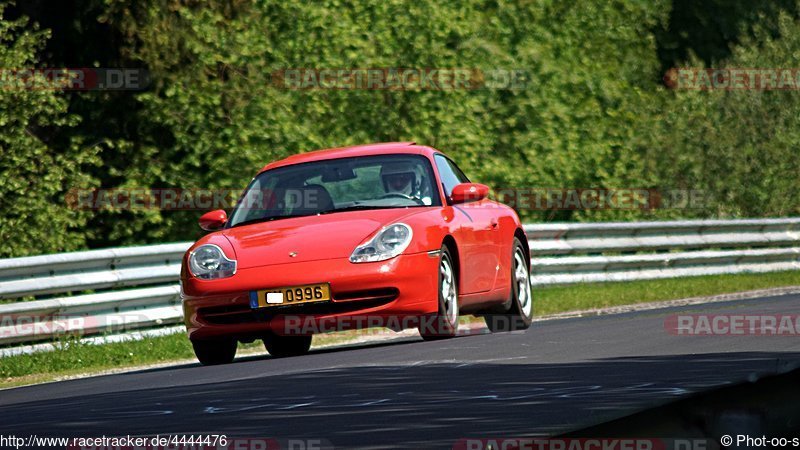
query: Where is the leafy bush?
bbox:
[648,9,800,218]
[0,5,98,257]
[0,0,798,256]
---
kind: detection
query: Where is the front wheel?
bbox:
[191,338,237,365]
[485,238,533,332]
[263,333,312,358]
[419,245,459,340]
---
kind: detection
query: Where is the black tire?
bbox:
[485,237,533,332]
[419,245,459,340]
[263,333,312,358]
[191,338,237,365]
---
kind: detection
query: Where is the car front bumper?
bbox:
[182,251,440,340]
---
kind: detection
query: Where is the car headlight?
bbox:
[350,223,413,263]
[188,244,237,279]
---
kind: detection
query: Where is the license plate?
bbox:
[251,283,331,308]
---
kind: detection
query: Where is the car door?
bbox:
[434,154,499,294]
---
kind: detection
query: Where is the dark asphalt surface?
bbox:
[2,294,800,449]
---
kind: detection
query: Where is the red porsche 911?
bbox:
[181,142,533,365]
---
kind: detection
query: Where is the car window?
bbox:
[306,165,382,204]
[434,154,470,200]
[229,154,441,227]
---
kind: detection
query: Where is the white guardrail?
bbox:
[1,218,799,355]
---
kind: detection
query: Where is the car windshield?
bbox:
[228,154,441,227]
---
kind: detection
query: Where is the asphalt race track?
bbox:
[2,294,800,449]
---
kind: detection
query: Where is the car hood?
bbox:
[221,208,422,269]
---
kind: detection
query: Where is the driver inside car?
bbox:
[380,162,418,197]
[379,161,434,205]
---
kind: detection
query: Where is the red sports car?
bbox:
[181,142,533,365]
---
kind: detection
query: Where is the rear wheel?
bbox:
[485,238,533,332]
[419,245,459,340]
[263,333,312,357]
[191,338,237,365]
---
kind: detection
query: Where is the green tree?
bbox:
[3,0,799,257]
[649,9,800,217]
[96,0,493,243]
[0,5,98,257]
[470,0,671,222]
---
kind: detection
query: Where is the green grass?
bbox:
[0,334,195,384]
[534,270,800,316]
[2,270,799,388]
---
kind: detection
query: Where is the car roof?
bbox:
[258,142,440,173]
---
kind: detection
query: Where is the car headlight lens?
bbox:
[350,223,413,263]
[188,244,237,279]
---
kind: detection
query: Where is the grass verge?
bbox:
[534,270,800,315]
[2,270,799,388]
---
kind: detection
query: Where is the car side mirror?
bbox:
[199,209,228,231]
[450,183,489,204]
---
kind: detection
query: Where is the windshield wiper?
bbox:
[317,205,411,215]
[230,213,316,228]
[232,205,418,227]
